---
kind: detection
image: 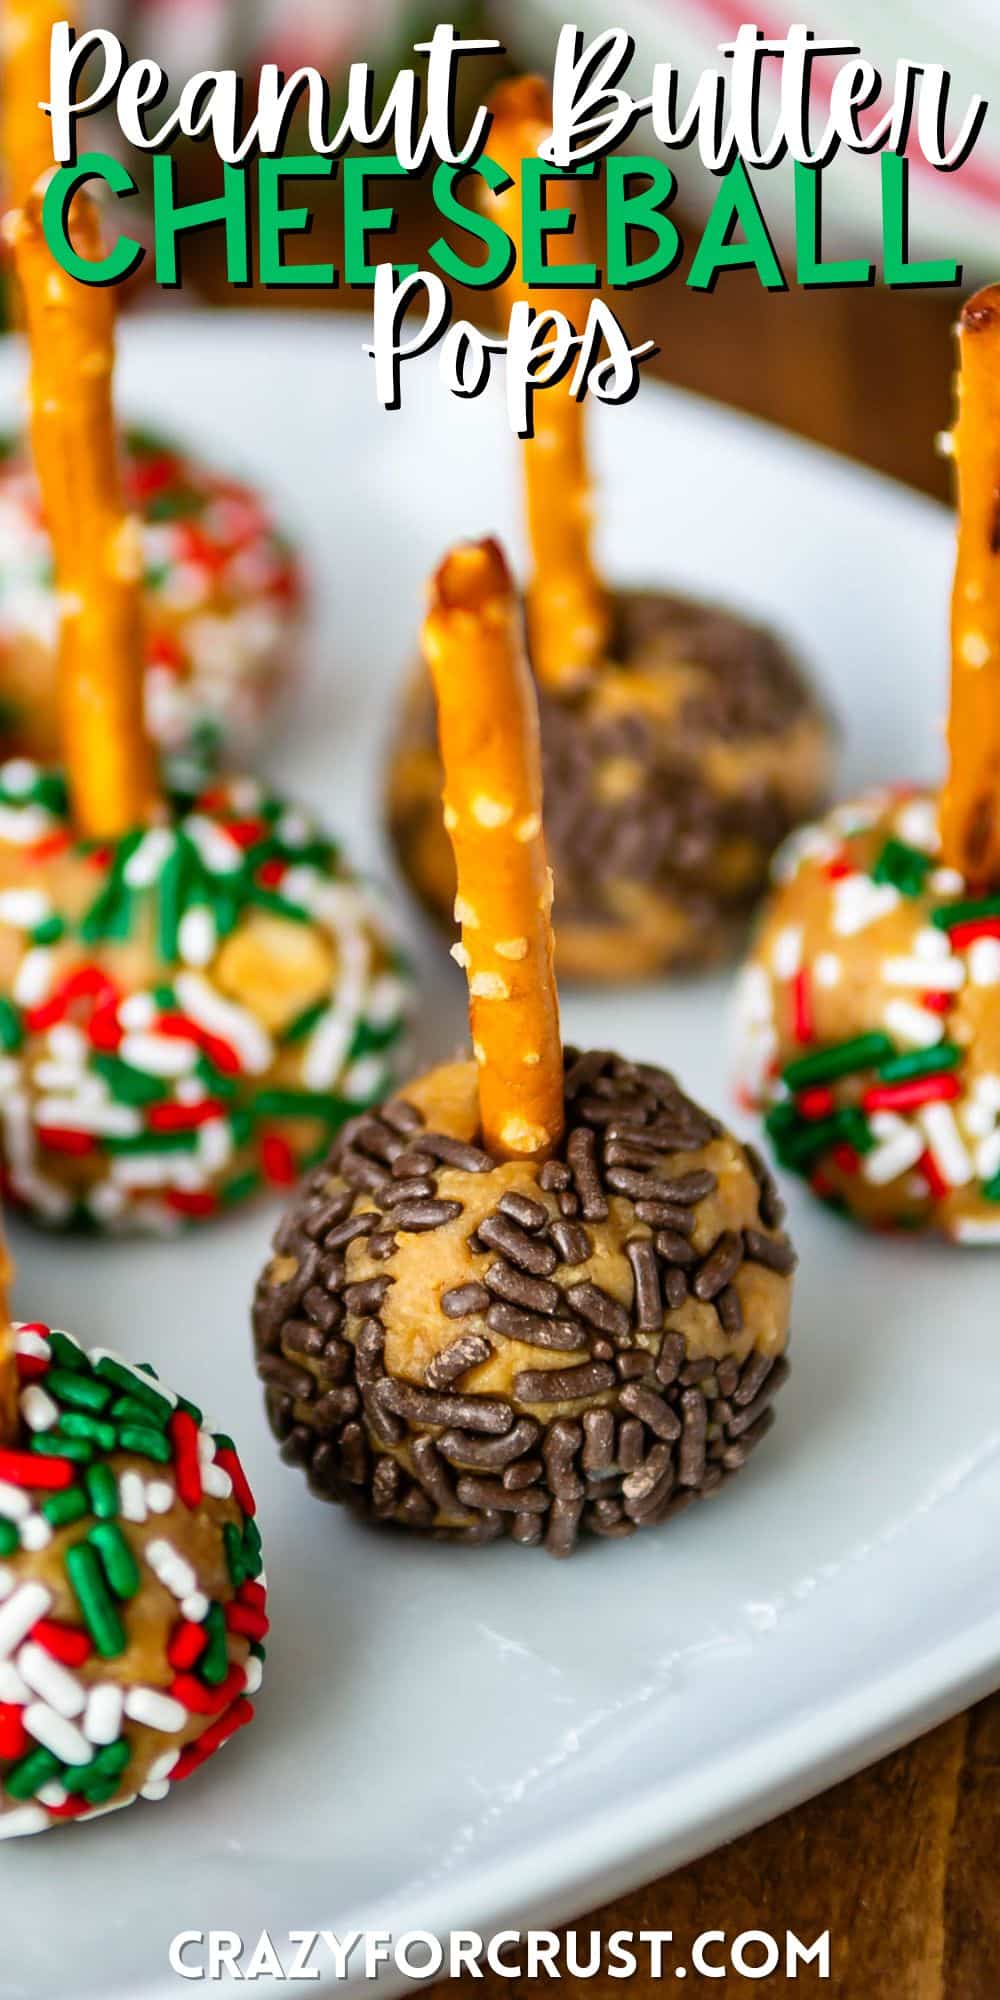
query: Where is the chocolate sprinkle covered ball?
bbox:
[736,786,1000,1240]
[387,591,833,981]
[0,427,304,767]
[0,1322,265,1838]
[252,1049,794,1554]
[0,761,411,1231]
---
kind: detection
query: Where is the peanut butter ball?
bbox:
[736,786,1000,1240]
[387,591,833,981]
[0,1323,265,1838]
[253,1050,794,1554]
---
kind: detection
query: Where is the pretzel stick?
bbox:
[2,0,62,211]
[940,289,1000,881]
[7,189,157,838]
[480,76,610,694]
[0,1222,18,1447]
[423,538,565,1163]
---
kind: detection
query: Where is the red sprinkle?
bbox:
[831,1143,861,1175]
[24,831,72,863]
[169,1410,203,1510]
[917,1147,951,1201]
[88,1003,124,1051]
[30,1618,93,1666]
[238,1580,266,1610]
[221,818,267,850]
[260,1133,297,1188]
[0,1450,74,1490]
[147,1099,226,1133]
[0,1703,30,1761]
[795,1085,834,1121]
[825,852,855,880]
[791,969,814,1045]
[256,858,285,889]
[170,1663,246,1716]
[225,1602,269,1641]
[157,1012,242,1077]
[164,1189,218,1219]
[946,916,1000,949]
[167,1620,208,1671]
[36,1127,97,1157]
[172,1697,254,1779]
[215,1446,256,1518]
[920,991,953,1015]
[863,1074,961,1113]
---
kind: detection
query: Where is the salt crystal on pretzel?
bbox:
[422,537,565,1162]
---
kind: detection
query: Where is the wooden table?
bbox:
[185,206,992,1996]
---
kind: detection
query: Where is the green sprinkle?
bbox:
[84,1463,119,1520]
[41,1486,88,1528]
[65,1541,126,1658]
[92,1054,168,1108]
[103,1128,198,1156]
[213,1433,235,1454]
[199,1602,230,1686]
[249,1641,266,1663]
[5,1745,62,1801]
[77,1773,121,1806]
[155,841,186,963]
[95,1357,174,1419]
[116,1424,172,1463]
[222,1520,245,1588]
[47,1329,87,1373]
[176,1395,203,1426]
[253,1088,338,1120]
[0,1519,20,1556]
[46,1369,111,1413]
[248,887,312,924]
[220,1169,260,1206]
[89,1521,141,1599]
[0,997,23,1053]
[33,1433,94,1464]
[57,1412,117,1450]
[153,983,176,1009]
[30,915,65,946]
[877,1043,962,1082]
[773,1107,874,1168]
[283,998,327,1045]
[227,1108,254,1148]
[110,1394,170,1429]
[932,894,1000,930]
[242,1517,263,1579]
[195,1053,237,1100]
[983,1170,1000,1203]
[871,837,933,896]
[783,1033,894,1091]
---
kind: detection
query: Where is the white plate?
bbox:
[1,314,997,2000]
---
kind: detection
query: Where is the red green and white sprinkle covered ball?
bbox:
[0,761,412,1231]
[735,786,1000,1240]
[0,428,305,768]
[0,1322,265,1838]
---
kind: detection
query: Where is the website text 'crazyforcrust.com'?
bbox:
[168,1927,832,1982]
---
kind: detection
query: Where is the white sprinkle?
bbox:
[930,867,965,896]
[145,1539,198,1600]
[366,974,409,1027]
[145,1748,180,1786]
[19,1514,51,1553]
[123,1687,187,1733]
[120,1032,199,1078]
[123,826,176,889]
[954,1216,1000,1243]
[146,1481,176,1514]
[0,759,40,797]
[117,993,157,1031]
[0,1805,48,1838]
[0,1483,30,1522]
[36,1097,141,1138]
[918,1102,973,1187]
[13,947,54,1008]
[175,972,273,1075]
[883,955,964,991]
[14,1328,50,1363]
[0,803,53,846]
[832,876,900,936]
[771,925,803,979]
[914,927,951,961]
[83,1683,123,1746]
[180,1591,210,1623]
[200,1464,232,1502]
[20,1384,59,1433]
[968,937,1000,986]
[0,1582,52,1660]
[0,1571,15,1603]
[24,1703,92,1766]
[813,952,841,988]
[36,1782,68,1808]
[184,814,244,875]
[178,905,217,968]
[118,1470,148,1523]
[894,799,940,853]
[0,1662,31,1704]
[883,999,944,1049]
[196,1119,232,1175]
[862,1114,924,1187]
[0,889,51,929]
[244,1655,264,1696]
[975,1131,1000,1181]
[17,1642,86,1718]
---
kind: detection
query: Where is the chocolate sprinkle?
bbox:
[252,1047,794,1555]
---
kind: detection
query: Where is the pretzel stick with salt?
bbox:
[6,188,157,837]
[422,538,564,1162]
[480,77,610,694]
[2,0,62,212]
[940,288,1000,881]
